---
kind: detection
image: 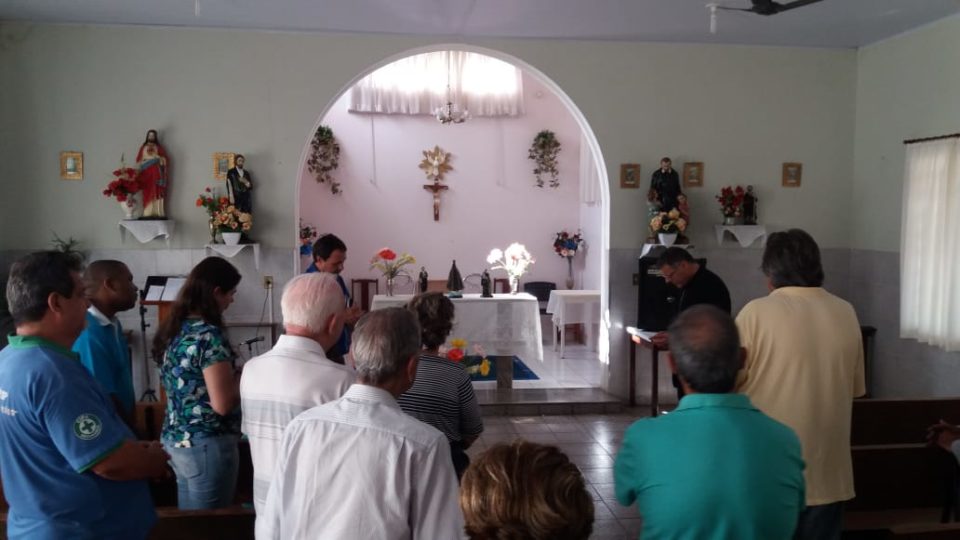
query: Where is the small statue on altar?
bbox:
[418,267,428,294]
[481,270,493,298]
[226,154,253,214]
[743,185,758,225]
[447,260,464,298]
[648,157,683,213]
[136,129,169,219]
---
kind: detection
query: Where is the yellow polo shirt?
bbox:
[735,286,865,506]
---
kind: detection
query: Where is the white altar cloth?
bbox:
[546,290,600,358]
[370,293,544,363]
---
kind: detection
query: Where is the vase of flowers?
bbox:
[103,161,141,219]
[650,209,687,246]
[443,338,492,377]
[197,188,228,243]
[370,247,416,296]
[716,185,746,224]
[487,243,535,294]
[554,230,584,289]
[214,205,252,245]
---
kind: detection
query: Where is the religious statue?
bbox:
[481,270,492,298]
[226,154,253,214]
[446,260,464,298]
[418,267,428,294]
[743,185,758,225]
[136,129,169,219]
[648,157,683,212]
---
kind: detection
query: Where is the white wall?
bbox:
[299,72,595,288]
[0,22,859,399]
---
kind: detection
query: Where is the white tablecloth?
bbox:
[370,293,544,363]
[546,290,600,357]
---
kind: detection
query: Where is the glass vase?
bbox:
[385,277,395,296]
[565,258,575,289]
[509,275,520,295]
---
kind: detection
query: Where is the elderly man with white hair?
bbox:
[258,307,464,540]
[240,273,356,517]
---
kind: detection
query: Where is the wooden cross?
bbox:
[423,182,449,221]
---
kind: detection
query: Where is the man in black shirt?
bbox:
[652,247,732,400]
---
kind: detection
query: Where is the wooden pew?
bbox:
[149,506,255,540]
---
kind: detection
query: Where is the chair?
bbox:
[426,279,447,292]
[522,281,556,315]
[493,278,510,294]
[351,279,379,312]
[462,273,482,293]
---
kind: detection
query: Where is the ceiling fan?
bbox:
[717,0,825,16]
[706,0,825,33]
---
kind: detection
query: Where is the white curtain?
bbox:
[349,51,524,117]
[900,137,960,350]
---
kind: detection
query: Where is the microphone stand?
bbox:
[138,296,158,402]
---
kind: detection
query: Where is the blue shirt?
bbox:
[73,309,136,417]
[0,335,156,540]
[614,393,805,540]
[304,265,352,357]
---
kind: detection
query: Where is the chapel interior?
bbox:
[2,0,960,537]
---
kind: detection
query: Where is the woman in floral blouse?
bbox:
[152,257,242,509]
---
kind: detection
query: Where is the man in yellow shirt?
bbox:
[735,229,865,540]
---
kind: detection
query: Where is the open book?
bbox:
[626,326,658,342]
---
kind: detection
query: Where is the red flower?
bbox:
[196,197,203,207]
[377,248,397,261]
[446,348,465,362]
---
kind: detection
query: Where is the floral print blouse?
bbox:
[160,319,240,446]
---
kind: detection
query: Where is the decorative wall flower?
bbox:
[419,146,453,182]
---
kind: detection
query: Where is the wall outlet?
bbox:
[263,275,274,289]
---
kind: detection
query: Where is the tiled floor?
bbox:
[467,411,647,540]
[471,342,603,390]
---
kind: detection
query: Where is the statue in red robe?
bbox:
[136,129,169,218]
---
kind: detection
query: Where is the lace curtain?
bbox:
[900,137,960,350]
[349,51,524,117]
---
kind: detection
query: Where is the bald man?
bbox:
[73,260,140,426]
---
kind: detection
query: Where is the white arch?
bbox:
[294,43,613,376]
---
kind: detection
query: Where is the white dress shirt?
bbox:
[240,335,356,516]
[257,384,465,540]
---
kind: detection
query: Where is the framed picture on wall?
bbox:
[683,162,703,187]
[620,163,641,189]
[782,162,802,187]
[213,152,235,181]
[60,151,83,180]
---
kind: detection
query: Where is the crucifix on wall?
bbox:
[418,145,453,222]
[423,181,449,221]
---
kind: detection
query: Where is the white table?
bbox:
[546,290,600,358]
[370,293,543,363]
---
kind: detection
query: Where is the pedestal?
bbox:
[713,225,767,247]
[205,243,260,271]
[118,220,175,247]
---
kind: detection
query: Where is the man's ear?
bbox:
[405,354,419,384]
[47,292,64,317]
[324,312,340,337]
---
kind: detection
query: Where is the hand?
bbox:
[927,420,960,449]
[344,306,363,326]
[141,440,173,480]
[651,332,669,349]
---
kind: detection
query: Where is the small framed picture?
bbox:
[213,152,235,181]
[620,163,641,189]
[60,151,83,180]
[782,162,802,187]
[683,162,703,187]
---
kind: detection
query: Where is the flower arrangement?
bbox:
[716,185,746,218]
[443,338,491,377]
[214,204,252,233]
[554,230,584,259]
[306,125,341,195]
[487,243,535,279]
[196,187,228,218]
[650,208,688,234]
[299,219,318,256]
[370,247,416,279]
[103,165,140,203]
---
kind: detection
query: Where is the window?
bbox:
[349,51,524,117]
[900,137,960,350]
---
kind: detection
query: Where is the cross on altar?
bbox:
[423,182,449,221]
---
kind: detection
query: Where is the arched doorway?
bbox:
[293,44,612,391]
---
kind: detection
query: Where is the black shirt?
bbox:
[669,265,731,320]
[650,168,683,212]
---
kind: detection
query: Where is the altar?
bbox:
[369,293,544,363]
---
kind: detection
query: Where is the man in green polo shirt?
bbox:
[614,305,805,540]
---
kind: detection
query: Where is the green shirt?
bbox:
[614,393,805,540]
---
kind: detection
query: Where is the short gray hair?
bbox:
[352,308,421,385]
[667,305,741,393]
[280,273,345,334]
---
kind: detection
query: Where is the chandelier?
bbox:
[435,87,470,124]
[435,52,469,124]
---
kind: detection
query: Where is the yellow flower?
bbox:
[479,358,491,376]
[450,338,467,349]
[668,209,680,220]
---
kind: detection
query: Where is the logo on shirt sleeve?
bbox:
[73,413,102,440]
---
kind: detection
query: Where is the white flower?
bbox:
[486,248,503,264]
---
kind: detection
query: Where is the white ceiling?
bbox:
[2,0,959,49]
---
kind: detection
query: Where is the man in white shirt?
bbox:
[240,273,356,517]
[258,307,464,540]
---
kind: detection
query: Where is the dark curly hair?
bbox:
[406,292,454,350]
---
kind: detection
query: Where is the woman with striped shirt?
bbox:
[398,292,484,479]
